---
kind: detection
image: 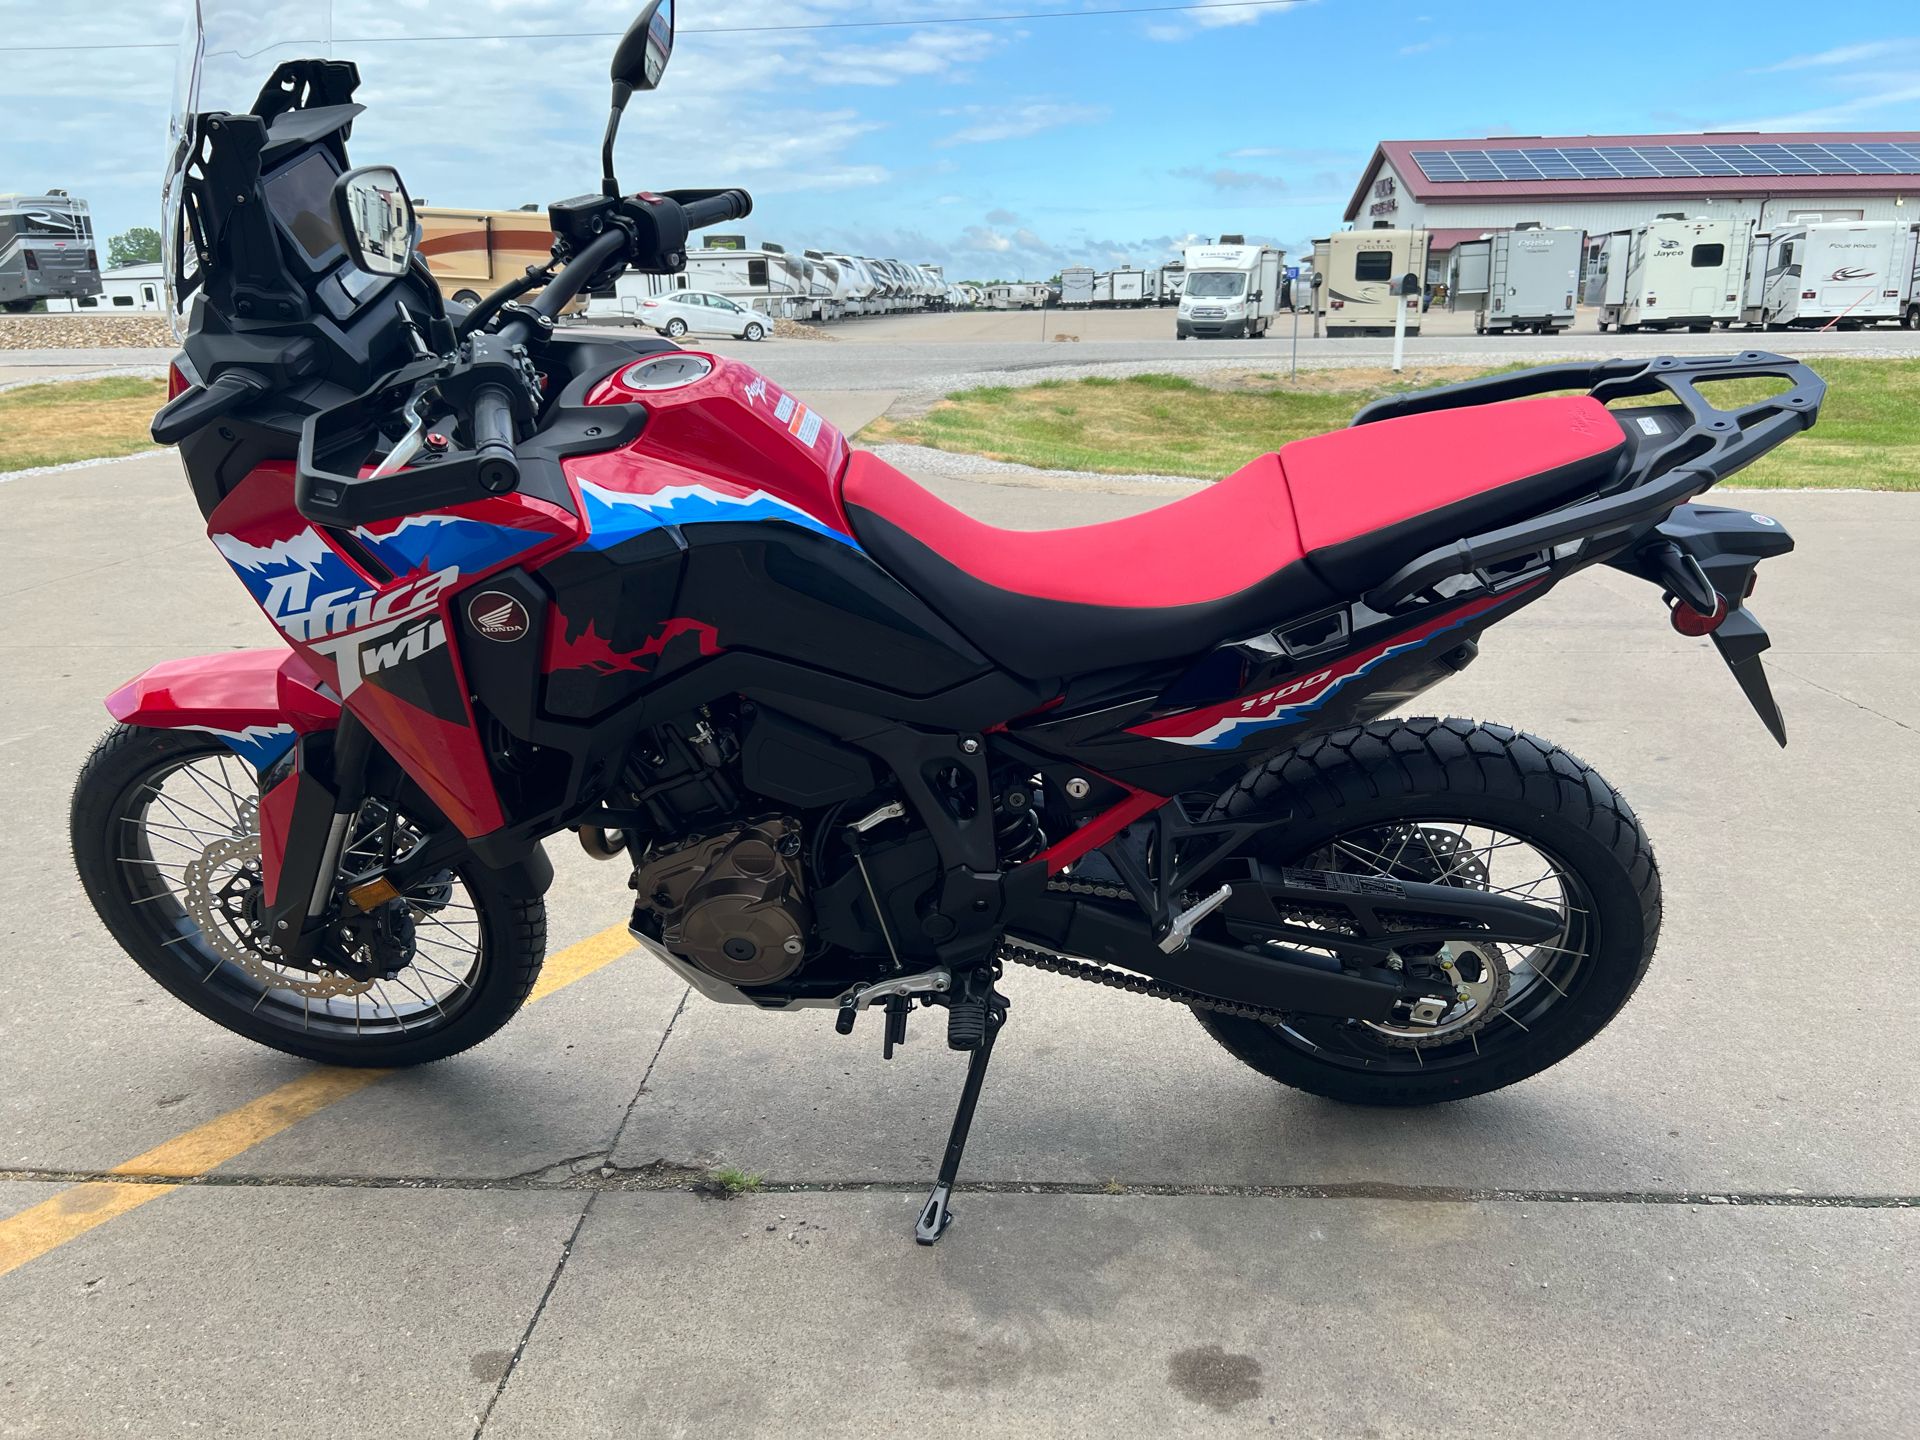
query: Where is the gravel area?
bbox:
[771,316,837,341]
[0,315,175,350]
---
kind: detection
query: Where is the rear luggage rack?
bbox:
[1352,352,1824,612]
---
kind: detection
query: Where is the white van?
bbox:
[1176,243,1283,339]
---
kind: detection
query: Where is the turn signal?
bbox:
[167,361,191,400]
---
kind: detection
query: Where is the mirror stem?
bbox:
[601,81,633,198]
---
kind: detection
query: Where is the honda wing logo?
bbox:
[467,591,530,642]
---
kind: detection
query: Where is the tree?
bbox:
[107,226,162,269]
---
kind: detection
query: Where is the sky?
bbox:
[3,1,1918,280]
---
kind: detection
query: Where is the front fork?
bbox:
[257,713,376,966]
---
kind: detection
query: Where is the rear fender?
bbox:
[105,647,340,772]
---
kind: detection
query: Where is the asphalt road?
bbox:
[0,439,1914,1436]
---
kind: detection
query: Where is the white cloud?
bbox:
[1751,39,1916,73]
[1172,166,1289,194]
[1147,0,1312,43]
[936,102,1107,146]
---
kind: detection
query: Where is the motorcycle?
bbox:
[72,2,1819,1244]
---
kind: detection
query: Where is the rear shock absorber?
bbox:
[994,782,1046,862]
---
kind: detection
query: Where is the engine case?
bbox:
[634,817,808,986]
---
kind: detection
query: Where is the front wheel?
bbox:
[71,725,547,1068]
[1194,719,1660,1106]
[743,321,766,341]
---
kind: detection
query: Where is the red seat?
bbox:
[842,395,1627,679]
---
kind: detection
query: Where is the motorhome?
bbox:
[1476,224,1583,334]
[1176,242,1284,339]
[0,191,100,311]
[1322,229,1428,336]
[1592,217,1749,332]
[685,239,809,317]
[1059,267,1095,307]
[46,260,163,313]
[418,205,565,309]
[1742,221,1918,329]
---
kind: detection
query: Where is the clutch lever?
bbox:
[368,391,434,480]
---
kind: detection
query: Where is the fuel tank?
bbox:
[537,352,992,722]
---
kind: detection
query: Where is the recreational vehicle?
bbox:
[1322,229,1427,336]
[986,282,1046,309]
[418,206,569,309]
[1477,224,1583,334]
[1176,242,1284,339]
[1742,221,1919,329]
[1059,267,1095,307]
[46,261,163,313]
[1447,238,1491,313]
[1109,268,1148,306]
[1088,272,1115,306]
[685,240,809,318]
[0,191,100,311]
[582,269,681,323]
[1593,217,1749,332]
[1155,264,1185,305]
[824,254,880,315]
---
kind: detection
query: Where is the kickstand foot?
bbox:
[913,984,1005,1247]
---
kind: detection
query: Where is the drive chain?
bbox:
[997,937,1294,1024]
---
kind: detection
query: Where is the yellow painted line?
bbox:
[0,922,634,1280]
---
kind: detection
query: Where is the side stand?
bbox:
[914,995,1006,1245]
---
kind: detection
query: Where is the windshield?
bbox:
[1185,271,1247,299]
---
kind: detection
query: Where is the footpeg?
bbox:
[1158,883,1233,953]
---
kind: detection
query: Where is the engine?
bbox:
[631,817,811,987]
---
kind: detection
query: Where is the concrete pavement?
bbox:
[0,450,1914,1436]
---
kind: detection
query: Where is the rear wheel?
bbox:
[1194,719,1660,1106]
[3,299,34,314]
[71,725,546,1068]
[451,289,482,307]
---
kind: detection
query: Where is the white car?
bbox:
[637,289,770,341]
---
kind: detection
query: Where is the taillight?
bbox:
[1646,293,1656,304]
[22,250,37,271]
[1801,290,1815,300]
[167,361,191,400]
[86,249,98,269]
[1669,593,1728,637]
[1330,299,1344,309]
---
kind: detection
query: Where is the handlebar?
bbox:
[469,384,521,493]
[679,188,753,231]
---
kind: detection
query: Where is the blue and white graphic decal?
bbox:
[354,512,550,580]
[578,479,861,552]
[193,723,299,772]
[1131,587,1539,751]
[212,527,372,622]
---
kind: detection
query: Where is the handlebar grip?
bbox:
[680,189,753,230]
[470,385,521,494]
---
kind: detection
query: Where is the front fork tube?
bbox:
[257,714,375,966]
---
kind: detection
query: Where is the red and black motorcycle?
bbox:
[73,4,1819,1243]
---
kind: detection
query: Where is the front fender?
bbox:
[105,647,339,771]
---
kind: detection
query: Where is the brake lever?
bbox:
[368,393,434,480]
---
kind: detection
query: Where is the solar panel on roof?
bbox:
[1407,141,1920,182]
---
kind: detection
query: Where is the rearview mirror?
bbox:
[612,0,674,93]
[332,166,415,278]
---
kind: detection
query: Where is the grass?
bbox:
[861,359,1920,490]
[700,1165,764,1199]
[0,376,167,471]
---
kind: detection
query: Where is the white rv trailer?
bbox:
[1446,237,1491,313]
[1477,224,1583,334]
[1154,264,1185,305]
[1742,221,1919,329]
[1088,271,1115,306]
[1059,267,1095,307]
[684,240,809,317]
[986,282,1046,309]
[1109,268,1148,306]
[46,260,163,313]
[582,269,680,323]
[1592,217,1749,332]
[1322,229,1428,336]
[1176,242,1284,339]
